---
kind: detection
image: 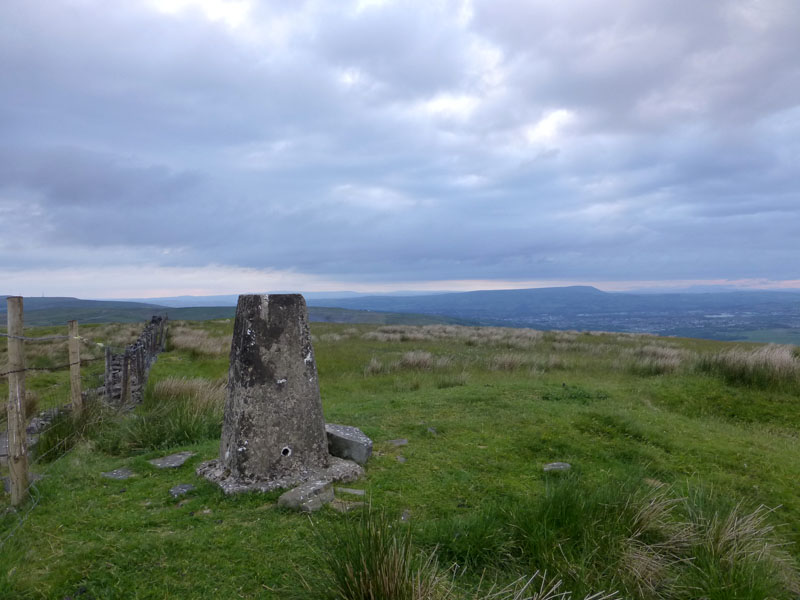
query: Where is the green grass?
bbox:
[1,322,799,598]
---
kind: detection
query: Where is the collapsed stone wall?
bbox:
[103,316,168,406]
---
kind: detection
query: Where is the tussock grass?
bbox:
[305,507,450,600]
[435,372,469,389]
[365,356,387,376]
[307,508,617,600]
[622,345,688,376]
[5,320,800,599]
[696,344,800,388]
[95,377,225,454]
[681,489,800,599]
[422,476,798,599]
[168,325,231,356]
[401,351,436,370]
[33,399,113,463]
[488,353,530,372]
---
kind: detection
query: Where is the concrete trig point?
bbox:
[197,294,363,493]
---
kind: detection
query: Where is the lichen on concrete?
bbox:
[198,294,364,494]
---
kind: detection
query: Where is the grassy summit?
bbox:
[2,320,799,598]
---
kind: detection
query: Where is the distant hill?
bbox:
[0,296,466,327]
[306,286,800,342]
[0,297,165,312]
[4,289,799,342]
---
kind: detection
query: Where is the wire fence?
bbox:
[0,371,107,547]
[1,307,168,547]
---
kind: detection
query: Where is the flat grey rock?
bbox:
[278,479,334,512]
[326,424,373,465]
[148,451,196,469]
[170,484,195,498]
[387,438,408,447]
[330,498,365,513]
[335,487,366,497]
[543,462,571,472]
[102,468,135,480]
[396,456,407,464]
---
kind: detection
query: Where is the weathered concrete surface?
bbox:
[326,424,373,465]
[277,479,334,512]
[198,455,362,494]
[198,294,363,493]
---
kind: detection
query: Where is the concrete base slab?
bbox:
[196,455,363,495]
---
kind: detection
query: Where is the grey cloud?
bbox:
[1,0,798,290]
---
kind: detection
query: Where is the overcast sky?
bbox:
[1,0,799,298]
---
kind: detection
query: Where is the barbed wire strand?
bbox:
[1,409,109,548]
[0,356,106,379]
[1,321,167,546]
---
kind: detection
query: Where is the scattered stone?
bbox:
[396,456,407,464]
[326,424,373,465]
[400,509,411,522]
[169,484,195,498]
[149,451,196,469]
[330,498,365,513]
[101,468,135,480]
[335,487,366,497]
[427,427,438,435]
[543,462,571,472]
[197,294,363,494]
[277,479,334,512]
[199,508,212,515]
[387,438,408,447]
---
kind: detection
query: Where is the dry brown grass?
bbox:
[399,351,436,370]
[362,325,545,349]
[151,377,226,413]
[620,344,689,375]
[168,326,231,356]
[364,357,386,376]
[697,344,800,388]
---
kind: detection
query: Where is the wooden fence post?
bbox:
[6,297,29,506]
[104,346,112,400]
[120,351,129,405]
[68,320,82,417]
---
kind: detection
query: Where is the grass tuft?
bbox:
[306,506,450,600]
[94,377,225,454]
[696,344,800,389]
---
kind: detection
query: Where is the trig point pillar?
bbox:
[198,294,362,493]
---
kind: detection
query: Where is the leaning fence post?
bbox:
[121,350,131,405]
[104,346,112,400]
[68,320,82,417]
[6,296,29,506]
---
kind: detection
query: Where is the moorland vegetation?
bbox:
[1,320,799,599]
